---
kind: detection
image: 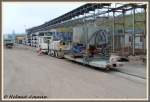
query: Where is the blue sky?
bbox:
[2,2,86,34]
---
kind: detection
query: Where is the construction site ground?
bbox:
[3,44,147,99]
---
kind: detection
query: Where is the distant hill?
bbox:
[96,12,145,30]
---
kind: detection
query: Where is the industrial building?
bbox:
[24,3,147,69]
[15,34,26,44]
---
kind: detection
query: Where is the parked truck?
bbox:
[37,32,72,58]
[37,36,52,53]
[4,39,14,49]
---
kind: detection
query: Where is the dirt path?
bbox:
[3,45,147,99]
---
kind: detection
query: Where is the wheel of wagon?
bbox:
[56,51,60,58]
[55,51,58,57]
[57,51,63,59]
[105,65,110,71]
[51,50,54,56]
[48,51,51,56]
[53,51,55,57]
[105,67,110,71]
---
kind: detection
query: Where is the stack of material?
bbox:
[129,55,141,61]
[140,55,146,63]
[128,55,146,64]
[71,44,86,58]
[109,53,129,63]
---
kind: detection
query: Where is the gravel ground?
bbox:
[3,45,147,99]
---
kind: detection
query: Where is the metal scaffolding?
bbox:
[26,3,147,56]
[101,3,147,56]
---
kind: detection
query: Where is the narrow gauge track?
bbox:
[110,68,146,79]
